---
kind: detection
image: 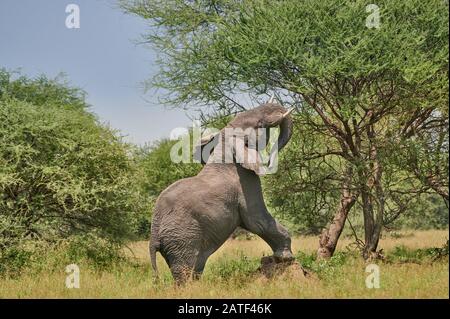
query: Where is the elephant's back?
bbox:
[155,169,239,212]
[152,176,197,222]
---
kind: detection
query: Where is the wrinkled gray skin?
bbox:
[150,103,294,284]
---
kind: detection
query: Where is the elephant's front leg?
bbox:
[240,206,294,262]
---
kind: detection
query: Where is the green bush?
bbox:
[387,242,449,264]
[0,235,138,278]
[296,250,351,280]
[0,69,88,110]
[0,71,151,274]
[0,246,33,276]
[137,139,202,198]
[62,234,127,270]
[0,98,144,240]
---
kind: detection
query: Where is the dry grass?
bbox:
[128,229,449,263]
[0,230,448,298]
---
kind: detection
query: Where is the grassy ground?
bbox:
[0,229,448,298]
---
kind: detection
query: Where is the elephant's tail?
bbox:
[149,239,160,278]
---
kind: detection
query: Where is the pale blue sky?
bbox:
[0,0,196,144]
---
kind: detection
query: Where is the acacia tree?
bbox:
[123,0,449,258]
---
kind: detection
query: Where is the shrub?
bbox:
[0,69,88,110]
[387,242,449,264]
[137,139,202,198]
[296,250,351,280]
[0,71,151,274]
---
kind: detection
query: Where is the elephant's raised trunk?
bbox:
[276,110,293,152]
[265,106,293,169]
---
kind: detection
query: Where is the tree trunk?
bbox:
[361,125,385,260]
[361,188,383,259]
[317,167,357,259]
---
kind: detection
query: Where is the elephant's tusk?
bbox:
[282,107,294,118]
[268,94,275,104]
[199,132,219,145]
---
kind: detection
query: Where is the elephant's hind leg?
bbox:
[168,250,211,283]
[170,263,195,285]
[165,247,202,285]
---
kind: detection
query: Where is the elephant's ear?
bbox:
[232,136,266,175]
[194,132,220,165]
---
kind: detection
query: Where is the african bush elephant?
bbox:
[150,102,295,283]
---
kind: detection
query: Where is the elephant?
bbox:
[149,101,295,284]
